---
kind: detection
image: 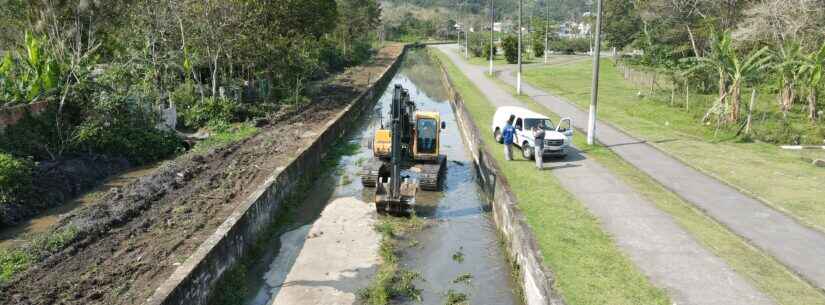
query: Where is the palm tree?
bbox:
[801,43,825,122]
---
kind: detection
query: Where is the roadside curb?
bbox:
[432,48,565,305]
[144,45,410,305]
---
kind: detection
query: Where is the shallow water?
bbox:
[246,48,519,305]
[0,163,161,249]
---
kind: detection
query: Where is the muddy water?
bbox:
[247,48,518,305]
[0,163,161,249]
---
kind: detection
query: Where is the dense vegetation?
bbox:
[0,0,381,206]
[601,0,825,144]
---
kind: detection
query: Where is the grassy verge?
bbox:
[521,60,825,232]
[0,226,78,284]
[432,48,671,305]
[484,60,825,305]
[357,215,426,305]
[191,121,259,154]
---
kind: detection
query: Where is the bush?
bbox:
[468,33,497,60]
[81,126,184,165]
[180,96,242,129]
[0,153,33,205]
[532,36,545,58]
[549,38,590,54]
[502,35,521,64]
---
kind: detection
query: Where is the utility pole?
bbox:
[458,2,463,54]
[586,0,603,146]
[463,1,469,59]
[544,0,549,64]
[517,0,523,95]
[466,25,470,58]
[489,0,494,76]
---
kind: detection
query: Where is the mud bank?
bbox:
[433,48,564,305]
[0,154,130,227]
[144,45,410,305]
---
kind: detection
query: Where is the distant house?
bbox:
[557,12,593,39]
[558,21,591,39]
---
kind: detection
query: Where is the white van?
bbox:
[491,106,573,159]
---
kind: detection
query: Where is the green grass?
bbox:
[466,53,539,67]
[0,226,78,284]
[358,216,425,305]
[486,72,825,305]
[432,48,671,305]
[192,122,259,154]
[521,59,825,233]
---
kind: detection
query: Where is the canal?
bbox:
[246,47,519,305]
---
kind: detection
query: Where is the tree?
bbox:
[532,35,545,59]
[725,46,772,122]
[336,0,382,55]
[801,43,825,121]
[502,35,520,64]
[734,0,825,48]
[602,0,642,50]
[690,31,771,123]
[774,42,804,115]
[690,31,732,114]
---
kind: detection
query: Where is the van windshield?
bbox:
[524,118,554,130]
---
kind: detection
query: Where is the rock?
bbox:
[814,159,825,168]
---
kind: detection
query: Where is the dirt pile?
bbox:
[0,44,403,305]
[0,154,130,227]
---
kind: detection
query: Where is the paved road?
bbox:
[481,46,825,292]
[433,44,775,305]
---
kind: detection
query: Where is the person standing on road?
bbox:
[533,124,545,169]
[503,119,516,161]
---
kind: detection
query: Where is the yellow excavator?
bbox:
[360,84,447,214]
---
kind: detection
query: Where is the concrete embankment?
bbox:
[433,48,563,305]
[144,45,409,305]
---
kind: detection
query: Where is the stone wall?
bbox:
[144,45,410,305]
[433,48,566,305]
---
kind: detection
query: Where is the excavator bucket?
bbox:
[375,177,417,215]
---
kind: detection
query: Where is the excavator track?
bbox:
[360,159,387,187]
[418,155,447,191]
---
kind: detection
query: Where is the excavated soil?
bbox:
[0,44,404,305]
[0,154,130,227]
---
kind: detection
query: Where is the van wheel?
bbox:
[494,129,503,144]
[522,143,534,160]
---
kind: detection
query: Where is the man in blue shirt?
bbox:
[502,118,516,161]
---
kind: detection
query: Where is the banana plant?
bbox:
[0,32,62,105]
[773,41,804,115]
[685,31,734,123]
[801,43,825,121]
[0,52,13,104]
[726,46,772,122]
